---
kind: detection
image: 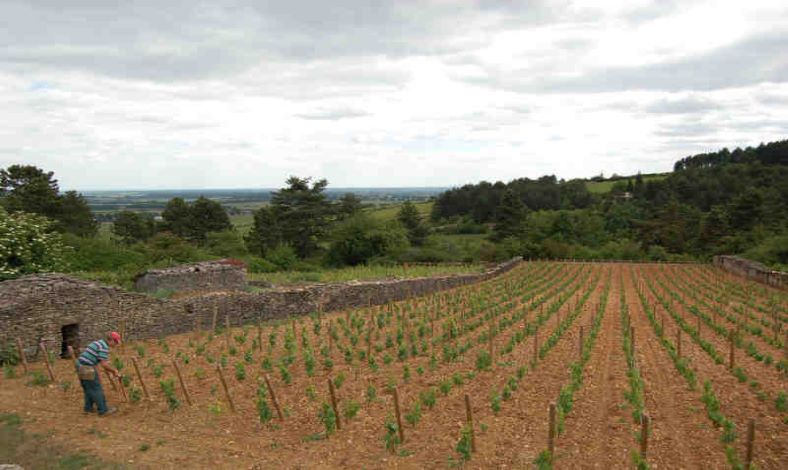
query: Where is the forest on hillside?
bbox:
[431,139,788,267]
[1,140,786,286]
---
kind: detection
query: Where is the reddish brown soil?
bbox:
[1,262,786,469]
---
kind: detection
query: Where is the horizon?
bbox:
[3,1,786,190]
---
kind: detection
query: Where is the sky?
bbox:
[1,0,787,190]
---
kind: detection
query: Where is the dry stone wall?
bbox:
[1,258,521,361]
[713,255,786,289]
[133,259,247,293]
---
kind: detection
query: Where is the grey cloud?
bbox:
[644,97,718,114]
[655,120,716,137]
[296,107,369,120]
[0,1,554,82]
[465,33,788,93]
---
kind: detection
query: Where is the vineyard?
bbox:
[1,262,786,469]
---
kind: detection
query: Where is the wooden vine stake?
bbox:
[172,359,192,406]
[630,326,636,358]
[548,403,556,459]
[393,387,405,444]
[257,322,263,351]
[533,327,539,364]
[16,338,28,374]
[578,326,584,358]
[117,375,128,402]
[211,301,218,332]
[224,314,231,350]
[215,365,236,413]
[39,342,56,382]
[677,329,682,358]
[464,394,476,453]
[328,378,341,430]
[488,325,494,364]
[131,358,149,399]
[640,414,650,459]
[745,419,755,470]
[264,374,284,421]
[729,330,735,370]
[104,369,118,391]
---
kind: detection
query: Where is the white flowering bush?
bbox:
[0,208,68,280]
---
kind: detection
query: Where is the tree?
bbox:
[327,214,408,266]
[0,165,59,215]
[269,177,332,258]
[161,198,191,238]
[245,206,281,257]
[397,201,428,246]
[0,208,68,279]
[188,196,231,242]
[56,190,97,236]
[113,210,155,244]
[491,189,527,242]
[0,165,96,236]
[336,193,363,220]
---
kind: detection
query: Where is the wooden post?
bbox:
[172,359,192,406]
[104,369,118,391]
[677,329,682,358]
[548,403,556,458]
[630,326,635,358]
[393,387,405,444]
[745,419,755,469]
[488,325,494,364]
[729,330,735,370]
[224,314,231,349]
[328,378,341,430]
[39,342,55,382]
[533,328,538,364]
[464,394,476,452]
[264,374,283,421]
[211,301,218,332]
[257,323,263,351]
[697,315,701,337]
[640,414,650,459]
[16,338,28,374]
[131,358,149,399]
[215,365,236,413]
[579,326,584,358]
[660,314,664,336]
[117,375,128,402]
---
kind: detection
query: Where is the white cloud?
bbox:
[0,0,786,190]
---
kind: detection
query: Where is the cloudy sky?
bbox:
[1,0,787,190]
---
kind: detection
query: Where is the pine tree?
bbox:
[491,189,527,242]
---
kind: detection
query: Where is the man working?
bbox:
[76,331,122,416]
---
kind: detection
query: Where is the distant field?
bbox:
[248,262,483,285]
[586,174,667,194]
[230,213,255,234]
[365,201,434,222]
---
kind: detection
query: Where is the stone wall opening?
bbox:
[60,323,80,357]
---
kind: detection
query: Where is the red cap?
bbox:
[109,331,122,345]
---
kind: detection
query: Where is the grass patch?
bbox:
[0,413,125,469]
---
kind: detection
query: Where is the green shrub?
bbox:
[159,379,180,411]
[319,402,337,436]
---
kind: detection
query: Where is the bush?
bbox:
[205,230,248,258]
[266,245,299,270]
[246,257,278,273]
[0,209,68,279]
[326,215,409,267]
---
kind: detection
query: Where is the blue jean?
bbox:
[80,373,109,414]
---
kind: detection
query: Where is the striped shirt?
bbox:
[78,339,110,366]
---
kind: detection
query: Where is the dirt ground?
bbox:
[1,262,785,469]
